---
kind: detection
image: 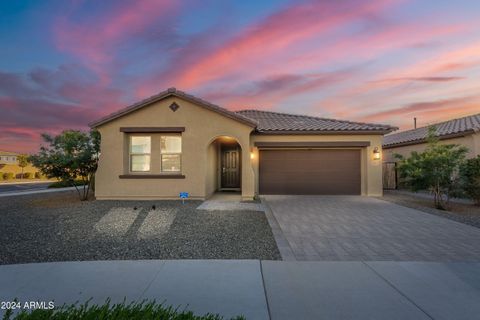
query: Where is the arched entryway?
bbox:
[206,136,242,197]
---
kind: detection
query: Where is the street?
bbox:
[0,181,52,194]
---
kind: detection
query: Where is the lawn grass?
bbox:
[3,299,245,320]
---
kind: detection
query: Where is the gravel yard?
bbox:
[381,190,480,229]
[0,191,280,265]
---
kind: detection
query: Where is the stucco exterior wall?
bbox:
[250,134,384,196]
[383,133,479,162]
[95,96,254,200]
[205,141,219,198]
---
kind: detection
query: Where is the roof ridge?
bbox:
[386,112,480,137]
[236,109,394,128]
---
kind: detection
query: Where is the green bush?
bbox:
[3,299,245,320]
[34,172,42,179]
[0,172,4,181]
[460,156,480,205]
[3,172,14,180]
[48,180,87,188]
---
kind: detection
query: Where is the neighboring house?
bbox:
[0,151,40,178]
[0,151,18,164]
[89,88,396,200]
[383,113,480,162]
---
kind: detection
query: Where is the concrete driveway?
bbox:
[263,195,480,261]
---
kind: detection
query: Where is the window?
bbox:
[130,136,151,172]
[161,135,181,172]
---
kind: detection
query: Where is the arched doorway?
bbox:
[206,136,242,196]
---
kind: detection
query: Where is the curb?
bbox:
[0,187,77,197]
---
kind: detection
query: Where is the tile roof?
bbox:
[236,109,396,134]
[89,88,257,128]
[89,88,396,134]
[0,151,18,156]
[383,113,480,148]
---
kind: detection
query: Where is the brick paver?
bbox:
[263,195,480,261]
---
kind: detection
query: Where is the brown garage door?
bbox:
[259,149,361,195]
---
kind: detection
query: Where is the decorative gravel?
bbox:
[380,191,480,229]
[0,191,281,265]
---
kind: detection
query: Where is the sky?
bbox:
[1,0,480,153]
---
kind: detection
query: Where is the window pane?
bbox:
[161,136,181,153]
[131,155,150,171]
[131,136,151,154]
[162,154,181,172]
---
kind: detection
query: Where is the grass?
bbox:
[48,180,87,188]
[3,299,245,320]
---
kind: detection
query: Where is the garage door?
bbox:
[259,149,361,195]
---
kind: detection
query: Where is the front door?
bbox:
[221,145,240,189]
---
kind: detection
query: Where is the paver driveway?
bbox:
[263,195,480,261]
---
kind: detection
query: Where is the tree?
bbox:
[395,126,468,210]
[17,154,28,179]
[459,156,480,206]
[30,130,100,201]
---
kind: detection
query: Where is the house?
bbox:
[89,88,396,200]
[0,151,40,178]
[0,151,18,164]
[383,113,480,162]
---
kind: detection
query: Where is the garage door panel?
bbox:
[259,149,361,195]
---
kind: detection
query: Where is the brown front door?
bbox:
[259,149,361,195]
[221,146,240,189]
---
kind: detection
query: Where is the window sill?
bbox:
[119,174,185,179]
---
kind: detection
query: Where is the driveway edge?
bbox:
[261,197,296,261]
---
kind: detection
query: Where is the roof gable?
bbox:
[383,113,480,148]
[89,88,257,128]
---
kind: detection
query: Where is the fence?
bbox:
[382,162,397,190]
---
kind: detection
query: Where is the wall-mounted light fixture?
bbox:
[373,147,381,160]
[250,152,255,159]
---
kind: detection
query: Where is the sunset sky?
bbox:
[1,0,480,153]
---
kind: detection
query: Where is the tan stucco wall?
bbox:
[205,141,219,198]
[383,132,480,162]
[250,134,384,196]
[95,96,254,200]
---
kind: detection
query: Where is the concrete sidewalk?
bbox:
[1,260,480,319]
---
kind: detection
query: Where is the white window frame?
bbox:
[129,136,151,173]
[160,135,182,173]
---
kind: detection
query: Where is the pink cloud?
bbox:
[169,0,400,89]
[357,96,480,128]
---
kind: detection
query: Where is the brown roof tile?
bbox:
[383,113,480,148]
[236,109,396,134]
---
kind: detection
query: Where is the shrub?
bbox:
[395,126,468,210]
[34,172,41,179]
[3,172,14,180]
[0,172,3,181]
[459,156,480,205]
[2,299,245,320]
[23,172,33,179]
